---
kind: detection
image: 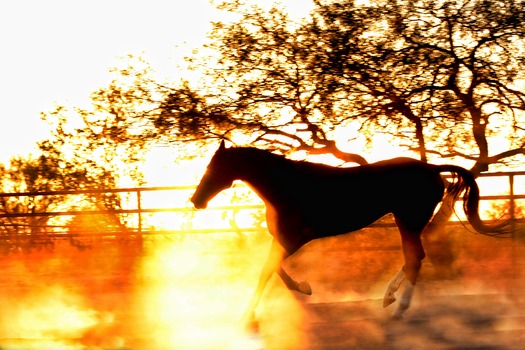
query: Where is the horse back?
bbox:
[338,157,445,206]
[283,158,445,240]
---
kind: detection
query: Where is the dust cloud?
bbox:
[0,231,306,349]
[0,226,523,349]
[283,227,525,349]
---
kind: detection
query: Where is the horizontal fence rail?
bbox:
[0,171,524,239]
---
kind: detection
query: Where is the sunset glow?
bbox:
[0,286,99,349]
[136,236,269,349]
[1,0,524,349]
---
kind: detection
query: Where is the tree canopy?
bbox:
[140,0,525,173]
[0,59,156,237]
[23,0,525,180]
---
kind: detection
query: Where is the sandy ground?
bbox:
[0,226,523,350]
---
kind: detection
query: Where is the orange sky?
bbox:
[0,0,315,165]
[1,0,518,173]
[0,0,215,163]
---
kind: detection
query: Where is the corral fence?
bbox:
[0,171,525,241]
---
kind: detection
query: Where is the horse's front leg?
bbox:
[243,239,287,330]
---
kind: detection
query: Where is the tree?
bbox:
[145,0,525,173]
[150,1,368,163]
[0,57,158,243]
[0,156,67,242]
[312,0,525,173]
[0,153,126,249]
[33,60,159,234]
[40,1,522,173]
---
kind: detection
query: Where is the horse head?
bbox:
[191,140,235,209]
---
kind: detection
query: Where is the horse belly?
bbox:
[305,197,390,237]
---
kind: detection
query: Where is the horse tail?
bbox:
[436,165,512,235]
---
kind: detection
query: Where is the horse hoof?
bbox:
[388,313,403,322]
[242,311,260,333]
[245,318,260,333]
[298,281,312,295]
[383,295,396,308]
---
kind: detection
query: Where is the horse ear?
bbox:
[219,139,226,151]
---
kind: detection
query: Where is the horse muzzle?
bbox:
[190,195,208,209]
[193,202,207,210]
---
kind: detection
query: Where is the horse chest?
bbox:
[264,202,279,236]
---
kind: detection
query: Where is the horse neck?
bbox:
[233,151,291,205]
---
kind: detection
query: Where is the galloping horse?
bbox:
[191,141,509,323]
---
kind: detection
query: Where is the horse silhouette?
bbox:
[191,141,509,325]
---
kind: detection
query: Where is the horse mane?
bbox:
[230,147,332,174]
[232,147,289,163]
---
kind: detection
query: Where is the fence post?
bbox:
[137,190,142,235]
[509,174,515,221]
[509,174,516,238]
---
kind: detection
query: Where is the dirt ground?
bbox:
[257,228,525,350]
[0,226,523,350]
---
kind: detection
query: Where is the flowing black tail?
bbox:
[437,165,512,235]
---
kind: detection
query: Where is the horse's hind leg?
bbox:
[383,268,407,307]
[386,216,427,319]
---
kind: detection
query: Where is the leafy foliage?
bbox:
[33,1,523,171]
[0,58,159,239]
[147,0,525,171]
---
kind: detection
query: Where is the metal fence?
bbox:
[0,171,524,239]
